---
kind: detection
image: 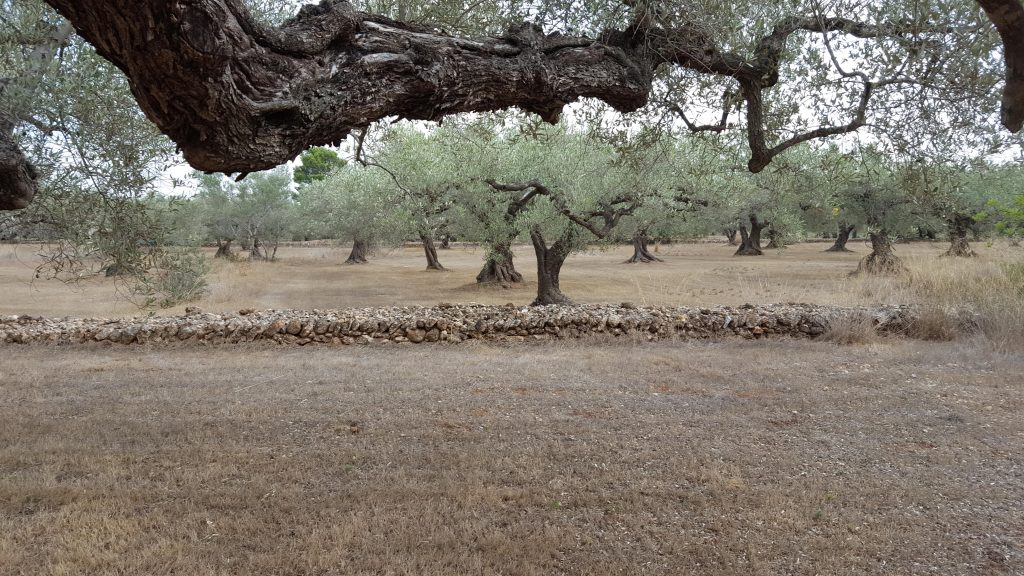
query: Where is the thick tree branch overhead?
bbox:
[38,0,975,177]
[0,0,1010,212]
[41,0,657,175]
[977,0,1024,131]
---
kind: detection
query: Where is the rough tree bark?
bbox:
[439,234,451,249]
[624,233,663,263]
[476,242,523,285]
[4,0,960,212]
[764,226,786,250]
[0,110,37,211]
[530,226,574,306]
[420,233,446,270]
[977,0,1024,132]
[825,223,856,252]
[0,21,75,210]
[249,237,267,261]
[856,231,906,274]
[344,239,369,265]
[724,229,739,246]
[214,239,234,258]
[943,214,978,257]
[734,215,767,256]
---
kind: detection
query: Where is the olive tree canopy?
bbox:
[2,0,1022,210]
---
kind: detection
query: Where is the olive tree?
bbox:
[362,125,461,271]
[5,0,1017,211]
[297,163,408,264]
[831,152,936,274]
[195,167,296,261]
[478,126,656,305]
[1,0,183,286]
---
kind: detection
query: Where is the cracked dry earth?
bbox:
[0,339,1022,575]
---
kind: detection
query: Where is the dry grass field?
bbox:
[1,340,1022,575]
[1,239,1022,317]
[2,240,1023,574]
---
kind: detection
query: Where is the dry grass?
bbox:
[904,260,1024,350]
[1,340,1022,575]
[2,240,1023,573]
[821,311,883,345]
[2,239,1021,317]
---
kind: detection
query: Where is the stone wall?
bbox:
[0,303,917,346]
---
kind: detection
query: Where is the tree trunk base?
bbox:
[734,245,764,256]
[734,217,765,256]
[856,252,902,274]
[856,233,906,275]
[764,228,785,250]
[477,245,522,285]
[421,234,446,271]
[856,252,906,274]
[532,289,574,306]
[942,247,977,257]
[943,239,977,258]
[344,241,369,265]
[824,244,854,253]
[826,225,855,253]
[476,262,522,283]
[624,238,663,263]
[624,252,664,263]
[214,242,233,259]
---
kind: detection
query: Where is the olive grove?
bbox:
[4,0,1023,212]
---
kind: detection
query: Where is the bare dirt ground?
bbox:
[2,241,1022,574]
[1,340,1022,575]
[3,239,1019,317]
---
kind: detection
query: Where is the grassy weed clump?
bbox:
[822,312,881,345]
[136,247,211,308]
[904,259,1024,351]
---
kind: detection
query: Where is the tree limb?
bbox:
[977,0,1024,131]
[3,0,1003,212]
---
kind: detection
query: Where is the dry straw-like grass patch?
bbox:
[1,340,1022,575]
[901,258,1024,350]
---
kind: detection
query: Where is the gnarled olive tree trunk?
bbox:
[530,227,573,306]
[734,215,766,256]
[0,21,75,210]
[19,0,959,213]
[625,234,663,263]
[214,239,234,259]
[944,215,977,257]
[420,233,445,270]
[249,237,267,261]
[476,242,523,285]
[825,223,856,252]
[344,239,369,265]
[856,231,906,274]
[764,226,786,250]
[724,229,739,246]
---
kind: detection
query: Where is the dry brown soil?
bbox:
[1,340,1022,575]
[3,240,1016,317]
[1,241,1022,574]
